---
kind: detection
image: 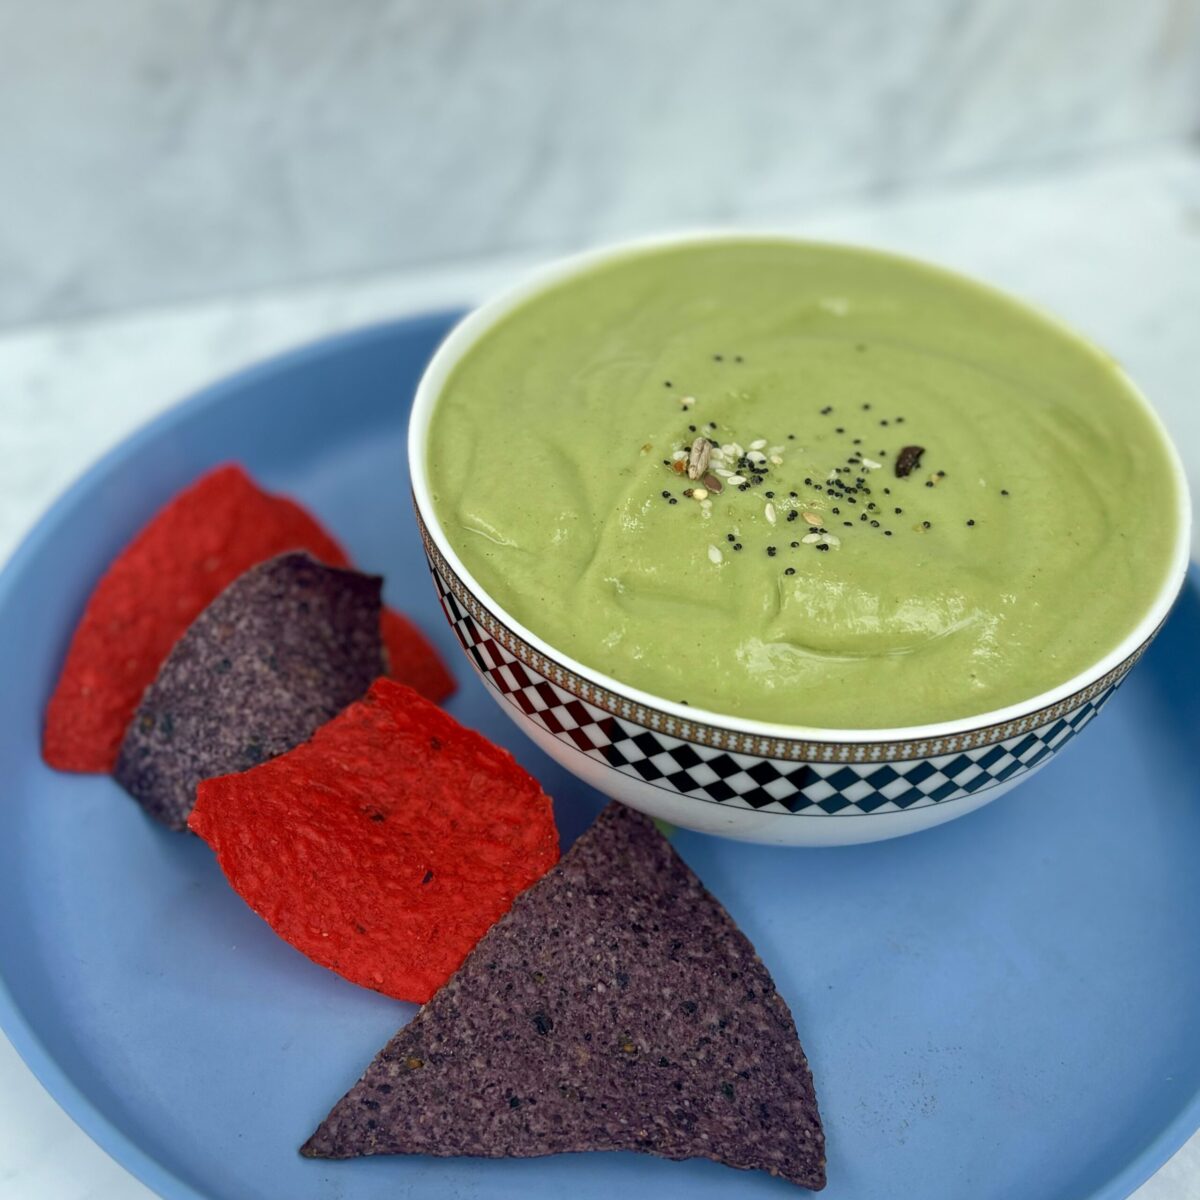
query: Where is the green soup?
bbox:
[427,240,1179,728]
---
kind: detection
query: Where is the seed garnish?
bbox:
[687,437,712,480]
[895,445,925,478]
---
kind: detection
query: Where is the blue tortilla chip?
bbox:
[114,552,383,830]
[302,803,826,1190]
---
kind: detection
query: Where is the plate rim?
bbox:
[0,311,1196,1200]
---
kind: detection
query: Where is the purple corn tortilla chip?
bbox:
[114,552,383,830]
[302,803,826,1190]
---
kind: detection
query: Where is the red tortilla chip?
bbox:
[188,678,558,1003]
[381,608,455,704]
[44,464,455,773]
[43,465,350,773]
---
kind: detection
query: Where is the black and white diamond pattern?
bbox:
[431,563,1122,817]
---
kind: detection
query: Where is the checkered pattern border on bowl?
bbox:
[416,513,1145,766]
[427,558,1124,816]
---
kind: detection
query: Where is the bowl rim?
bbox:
[408,230,1193,745]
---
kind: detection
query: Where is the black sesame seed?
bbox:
[789,491,798,498]
[853,438,862,445]
[836,427,845,434]
[896,416,905,423]
[804,477,813,486]
[816,543,830,552]
[688,424,696,432]
[967,519,976,526]
[766,546,777,557]
[844,521,853,527]
[868,502,877,511]
[661,491,670,499]
[733,542,742,550]
[884,530,893,536]
[821,406,832,415]
[880,419,889,426]
[922,520,931,529]
[664,381,672,387]
[734,355,744,363]
[1001,489,1009,496]
[860,513,868,522]
[669,497,678,505]
[832,506,840,514]
[726,533,735,542]
[784,567,796,575]
[788,433,796,439]
[662,460,669,466]
[713,354,723,361]
[765,490,775,498]
[870,519,880,527]
[787,510,798,522]
[790,541,800,548]
[862,403,871,410]
[894,507,903,514]
[925,481,934,488]
[883,487,891,494]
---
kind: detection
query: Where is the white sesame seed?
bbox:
[747,451,767,465]
[769,454,783,466]
[671,450,687,461]
[802,511,823,526]
[707,544,724,564]
[692,487,709,500]
[801,532,822,544]
[727,475,747,486]
[764,502,777,525]
[749,439,768,450]
[860,457,882,470]
[721,444,737,457]
[821,534,841,547]
[731,443,745,457]
[680,395,696,408]
[714,468,733,478]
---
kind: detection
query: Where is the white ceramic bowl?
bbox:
[409,234,1192,846]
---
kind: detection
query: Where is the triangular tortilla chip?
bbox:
[188,678,559,1002]
[301,803,826,1190]
[114,552,383,830]
[43,463,454,774]
[43,464,352,773]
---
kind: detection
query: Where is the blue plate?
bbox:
[1,313,1197,1200]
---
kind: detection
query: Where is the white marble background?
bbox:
[1,0,1199,326]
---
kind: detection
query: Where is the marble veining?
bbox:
[0,0,1198,325]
